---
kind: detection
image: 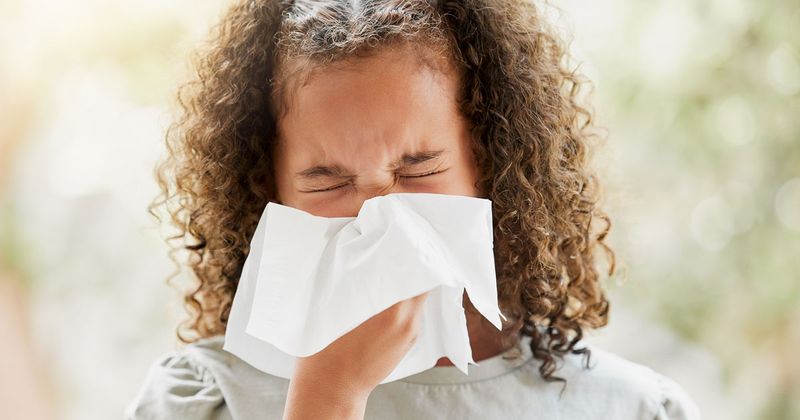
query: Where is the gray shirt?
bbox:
[125,333,700,419]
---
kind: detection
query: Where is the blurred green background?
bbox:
[0,0,797,419]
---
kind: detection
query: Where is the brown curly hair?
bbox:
[149,0,616,386]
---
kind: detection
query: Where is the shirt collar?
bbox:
[398,333,534,385]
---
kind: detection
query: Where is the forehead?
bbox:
[275,47,465,167]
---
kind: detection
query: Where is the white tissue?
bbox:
[222,192,506,384]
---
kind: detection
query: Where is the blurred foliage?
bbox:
[564,0,800,418]
[0,200,28,283]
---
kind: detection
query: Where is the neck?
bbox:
[434,294,517,367]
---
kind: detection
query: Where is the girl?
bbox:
[127,0,700,419]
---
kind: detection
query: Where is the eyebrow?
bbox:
[295,149,446,180]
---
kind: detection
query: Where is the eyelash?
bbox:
[309,169,447,193]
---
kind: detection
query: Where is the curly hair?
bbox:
[149,0,616,386]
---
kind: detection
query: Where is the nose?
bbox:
[350,176,402,216]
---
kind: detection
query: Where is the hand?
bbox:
[282,291,431,420]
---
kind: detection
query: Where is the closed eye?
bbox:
[399,168,448,179]
[305,168,449,193]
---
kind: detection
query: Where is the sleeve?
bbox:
[124,350,232,420]
[652,371,702,420]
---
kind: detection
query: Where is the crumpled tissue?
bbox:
[222,192,506,384]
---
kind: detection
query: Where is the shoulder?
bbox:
[521,345,701,420]
[124,336,229,420]
[125,336,289,420]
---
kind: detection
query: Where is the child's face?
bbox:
[273,47,480,218]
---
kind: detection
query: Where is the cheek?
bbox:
[437,165,480,197]
[272,142,312,206]
[273,166,294,205]
[299,199,358,218]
